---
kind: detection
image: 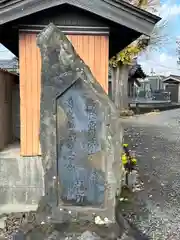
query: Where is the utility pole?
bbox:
[150,68,155,76]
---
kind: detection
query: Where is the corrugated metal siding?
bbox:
[19,32,109,156]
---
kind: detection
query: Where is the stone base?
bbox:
[12,222,121,240]
[0,208,149,240]
[1,211,122,240]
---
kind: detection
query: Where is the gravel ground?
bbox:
[2,109,180,240]
[120,109,180,240]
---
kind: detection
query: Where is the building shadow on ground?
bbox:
[115,192,150,240]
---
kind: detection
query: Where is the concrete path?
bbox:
[120,109,180,240]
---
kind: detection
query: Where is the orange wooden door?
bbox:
[19,32,109,156]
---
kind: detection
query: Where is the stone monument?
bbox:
[7,23,124,240]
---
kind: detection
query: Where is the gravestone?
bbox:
[26,23,123,239]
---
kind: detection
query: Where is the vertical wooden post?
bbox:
[111,64,130,111]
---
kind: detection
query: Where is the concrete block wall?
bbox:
[0,155,44,214]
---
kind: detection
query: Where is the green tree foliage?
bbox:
[109,38,149,67]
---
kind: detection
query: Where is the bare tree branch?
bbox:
[110,0,173,66]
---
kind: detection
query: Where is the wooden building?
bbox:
[163,75,180,103]
[0,0,159,158]
[0,69,19,150]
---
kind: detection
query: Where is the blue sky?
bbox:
[0,0,180,76]
[138,0,180,75]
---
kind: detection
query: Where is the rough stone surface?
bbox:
[0,209,152,239]
[0,23,157,240]
[37,23,123,222]
[78,231,101,240]
[0,23,125,240]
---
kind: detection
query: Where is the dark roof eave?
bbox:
[163,79,180,83]
[163,75,180,83]
[129,64,146,79]
[103,0,160,26]
[0,0,160,36]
